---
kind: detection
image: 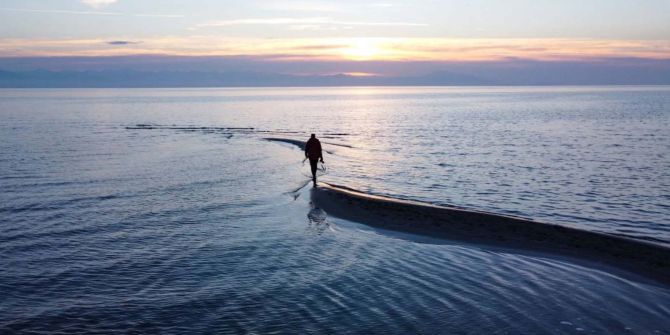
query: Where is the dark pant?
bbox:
[309,159,319,180]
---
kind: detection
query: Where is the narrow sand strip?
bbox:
[264,138,306,149]
[263,137,670,284]
[311,182,670,285]
[264,137,337,155]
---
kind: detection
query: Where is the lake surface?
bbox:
[1,86,669,334]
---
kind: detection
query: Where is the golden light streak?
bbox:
[342,72,378,77]
[1,37,669,61]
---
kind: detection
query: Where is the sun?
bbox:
[341,40,380,61]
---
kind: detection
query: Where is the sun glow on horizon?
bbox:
[341,40,381,61]
[0,37,669,62]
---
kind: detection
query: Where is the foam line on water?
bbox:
[125,124,254,131]
[311,182,670,285]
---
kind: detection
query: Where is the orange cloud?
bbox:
[1,37,669,61]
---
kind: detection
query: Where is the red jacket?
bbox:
[305,138,323,160]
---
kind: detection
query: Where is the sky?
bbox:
[1,0,670,85]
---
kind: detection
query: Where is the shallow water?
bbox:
[1,87,670,333]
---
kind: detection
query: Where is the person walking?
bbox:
[305,134,324,186]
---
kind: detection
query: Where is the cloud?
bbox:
[261,1,344,12]
[0,7,182,18]
[192,17,428,30]
[81,0,118,8]
[367,3,398,7]
[106,40,140,45]
[1,37,669,63]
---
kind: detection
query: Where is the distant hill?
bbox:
[0,70,492,88]
[1,56,669,87]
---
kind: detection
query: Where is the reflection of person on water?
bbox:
[305,134,324,186]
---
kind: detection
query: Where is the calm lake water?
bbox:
[1,86,670,334]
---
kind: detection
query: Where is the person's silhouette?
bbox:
[305,134,324,186]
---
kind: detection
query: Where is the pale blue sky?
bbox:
[0,0,669,67]
[1,0,670,84]
[1,0,669,40]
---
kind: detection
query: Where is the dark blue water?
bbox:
[1,87,670,334]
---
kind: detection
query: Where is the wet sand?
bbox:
[311,182,670,285]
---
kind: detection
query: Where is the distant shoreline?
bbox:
[1,84,670,89]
